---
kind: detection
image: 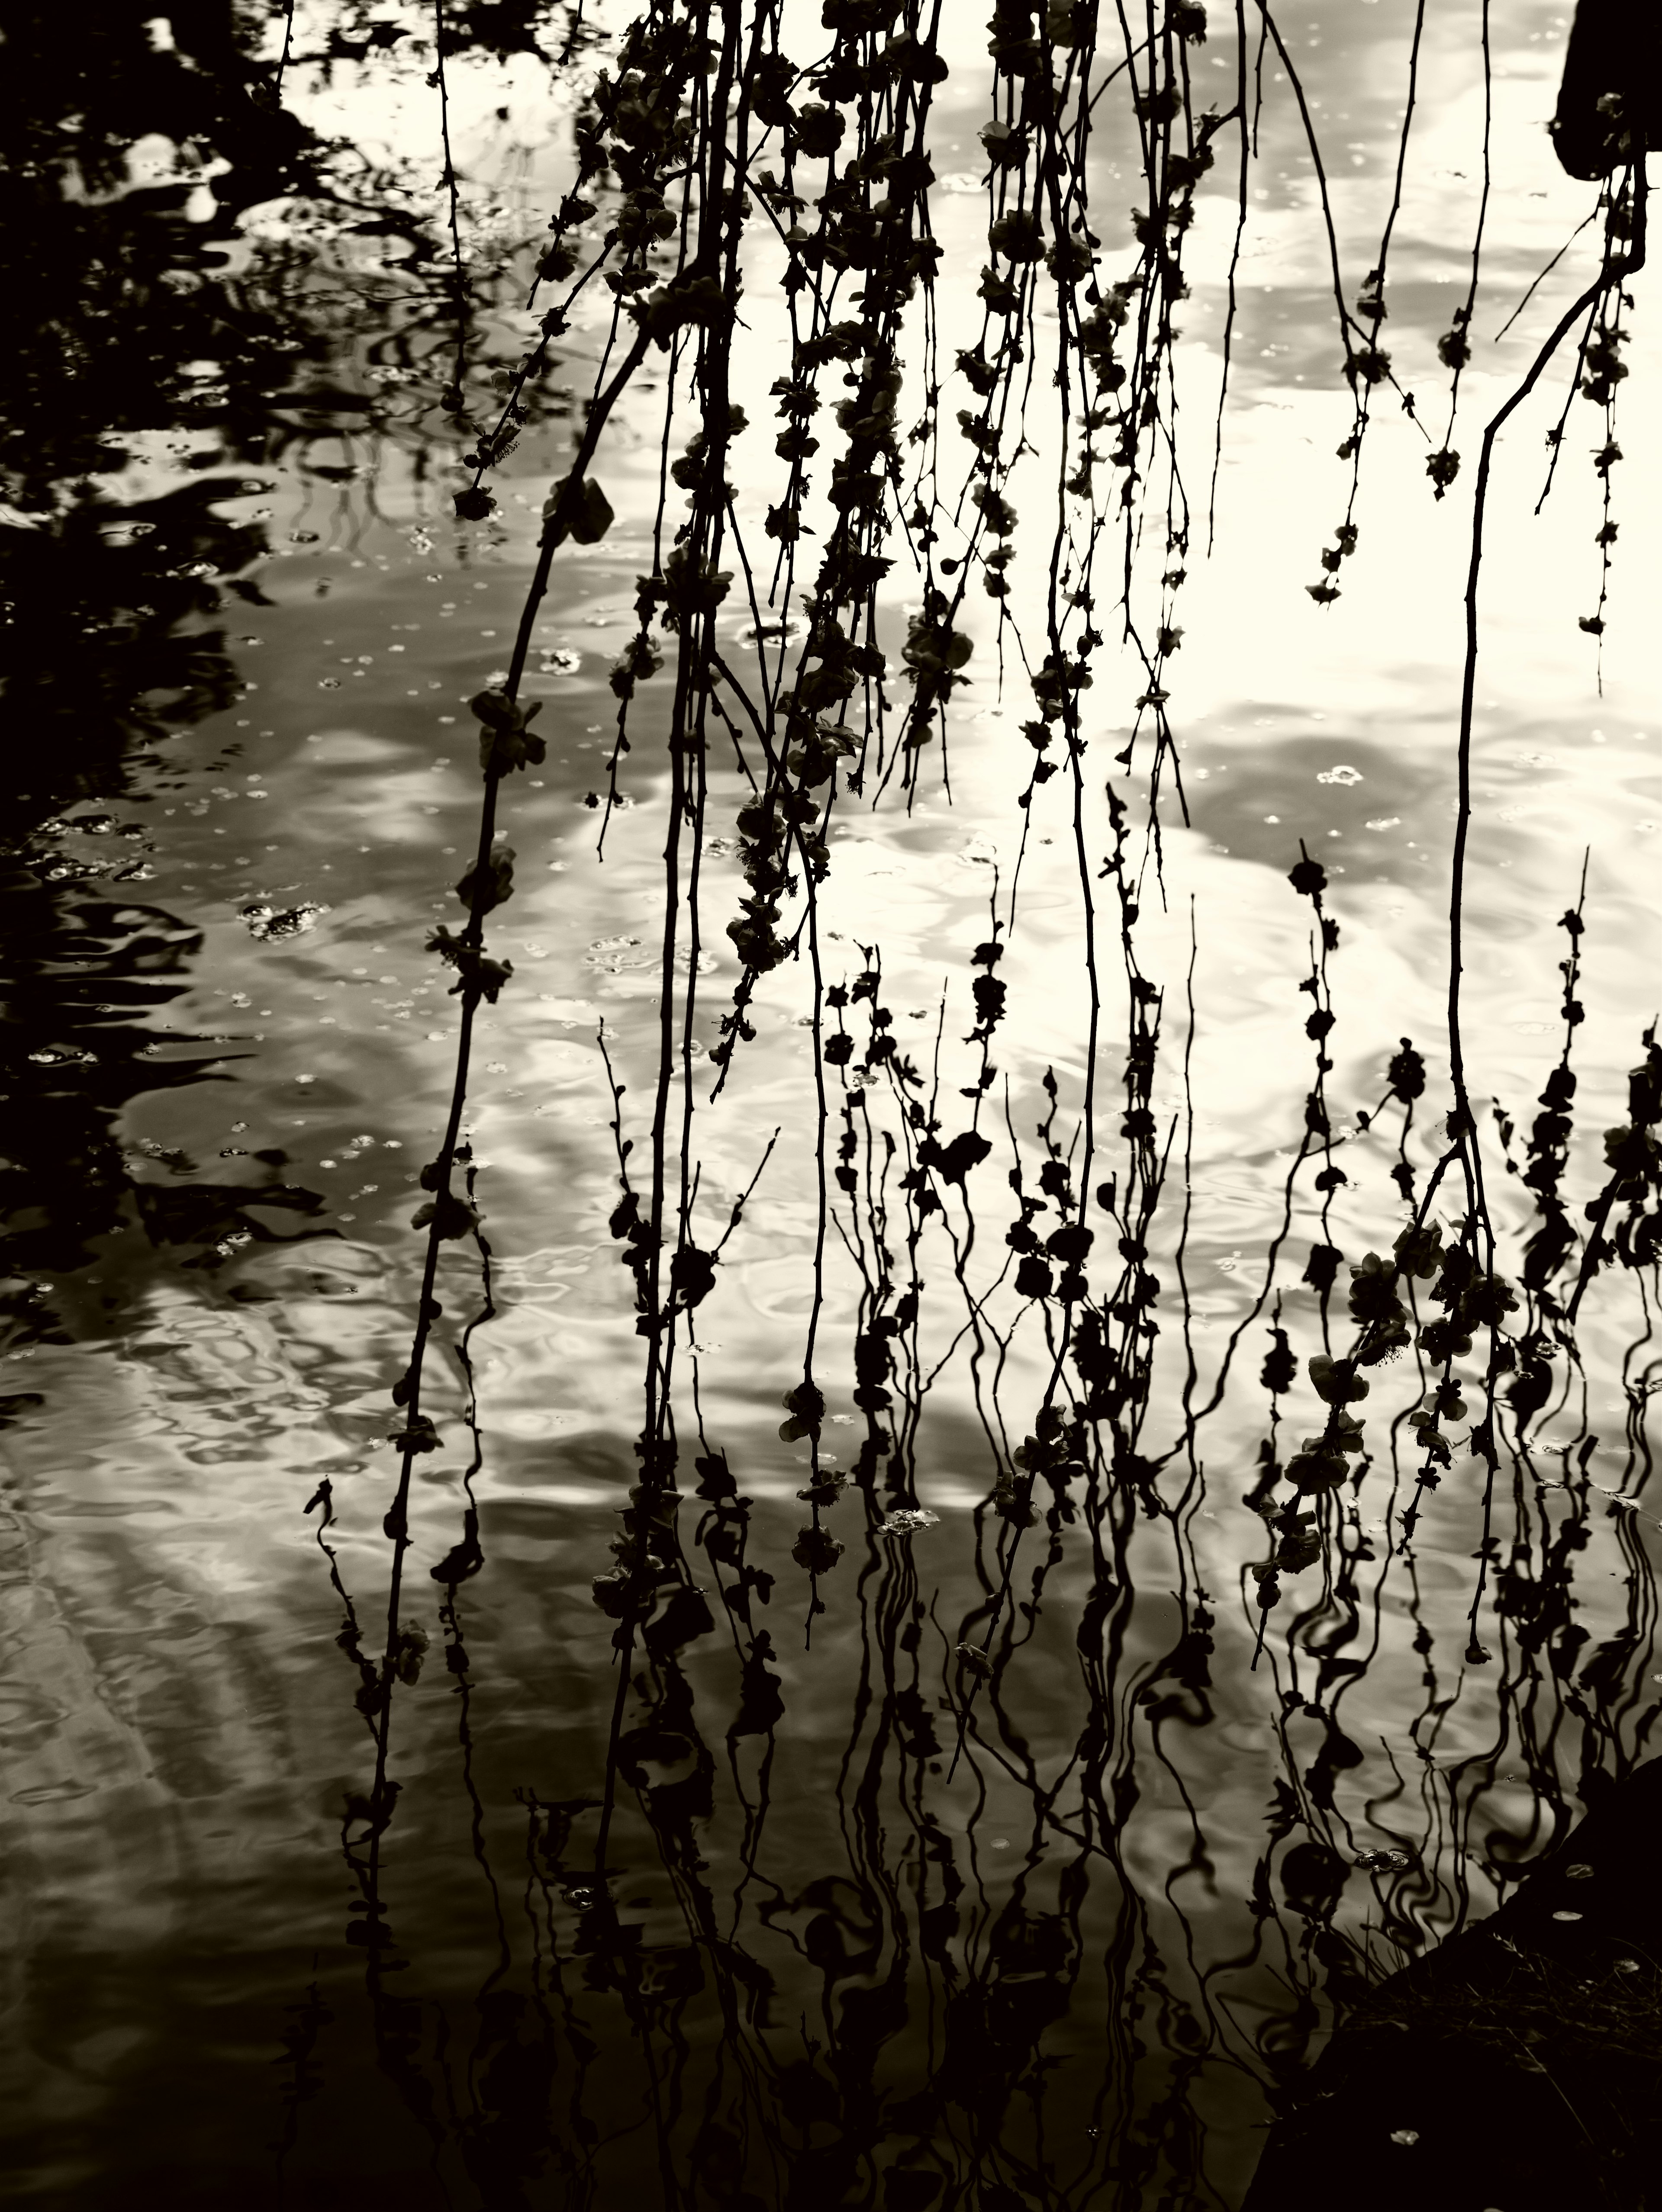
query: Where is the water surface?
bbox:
[3,3,1660,2206]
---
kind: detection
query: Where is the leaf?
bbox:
[1393,1219,1443,1278]
[979,118,1026,166]
[670,1244,718,1309]
[1260,1327,1297,1394]
[988,210,1043,264]
[791,1524,845,1573]
[411,1191,482,1241]
[387,1413,442,1455]
[1387,1037,1426,1101]
[1277,1529,1321,1575]
[1288,856,1327,898]
[426,925,512,1003]
[778,1379,825,1442]
[455,839,515,916]
[544,476,614,547]
[1426,447,1461,498]
[472,689,545,774]
[789,103,845,161]
[393,1621,429,1686]
[429,1514,485,1585]
[633,270,728,348]
[920,1129,992,1186]
[1309,1354,1369,1405]
[591,1567,642,1618]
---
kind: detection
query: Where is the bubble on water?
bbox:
[878,1509,941,1537]
[318,677,341,690]
[243,902,326,942]
[1317,764,1363,786]
[1365,816,1400,830]
[290,529,321,544]
[40,856,111,882]
[541,648,583,675]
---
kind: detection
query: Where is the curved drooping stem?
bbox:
[1449,159,1646,1140]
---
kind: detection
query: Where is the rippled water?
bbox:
[4,3,1661,2206]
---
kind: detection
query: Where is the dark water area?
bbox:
[3,2,1662,2207]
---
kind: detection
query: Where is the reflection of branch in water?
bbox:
[271,1974,331,2207]
[201,8,1662,2208]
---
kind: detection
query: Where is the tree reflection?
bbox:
[5,2,1662,2207]
[0,0,573,1333]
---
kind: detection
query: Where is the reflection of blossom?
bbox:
[878,1508,940,1537]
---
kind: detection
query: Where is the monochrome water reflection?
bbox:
[3,3,1660,2206]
